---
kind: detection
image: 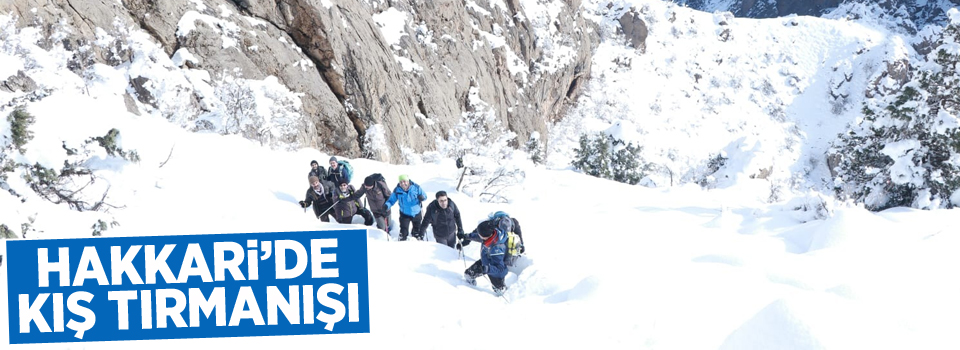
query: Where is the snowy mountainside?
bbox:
[0,3,959,349]
[552,0,917,196]
[673,0,960,30]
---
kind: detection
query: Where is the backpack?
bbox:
[320,180,336,200]
[489,211,512,232]
[338,160,354,183]
[366,173,389,193]
[368,173,387,185]
[504,229,523,267]
[490,211,509,221]
[489,211,523,263]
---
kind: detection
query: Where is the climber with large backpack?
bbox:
[326,156,353,185]
[352,173,392,232]
[498,213,526,267]
[457,211,525,295]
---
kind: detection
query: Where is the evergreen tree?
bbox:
[591,134,613,179]
[832,18,960,210]
[7,108,34,153]
[572,133,646,185]
[572,133,608,178]
[571,134,593,176]
[3,113,138,212]
[612,139,645,185]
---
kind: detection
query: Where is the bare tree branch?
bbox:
[159,144,175,168]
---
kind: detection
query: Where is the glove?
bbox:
[299,201,308,208]
[382,204,389,212]
[417,194,426,202]
[519,245,525,254]
[455,242,462,251]
[460,239,470,247]
[457,231,465,240]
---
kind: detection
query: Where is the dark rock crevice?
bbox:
[337,46,368,154]
[121,0,174,55]
[565,76,580,100]
[417,99,429,120]
[276,0,347,101]
[10,5,26,22]
[251,0,363,154]
[64,0,93,28]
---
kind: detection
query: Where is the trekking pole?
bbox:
[457,236,469,268]
[318,199,341,218]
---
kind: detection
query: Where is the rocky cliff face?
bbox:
[0,0,598,163]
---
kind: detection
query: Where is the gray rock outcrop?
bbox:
[619,9,648,50]
[0,0,599,163]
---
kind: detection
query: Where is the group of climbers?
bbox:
[298,158,525,295]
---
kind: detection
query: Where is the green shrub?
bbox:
[8,108,35,153]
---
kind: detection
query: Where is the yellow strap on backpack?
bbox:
[506,231,522,256]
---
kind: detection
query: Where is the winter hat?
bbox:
[364,176,376,187]
[329,156,338,163]
[476,220,496,239]
[339,178,349,185]
[399,174,410,182]
[310,160,319,166]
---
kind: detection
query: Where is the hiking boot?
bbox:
[398,234,408,241]
[493,285,507,296]
[464,273,476,286]
[489,276,506,295]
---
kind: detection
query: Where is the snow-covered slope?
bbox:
[553,0,919,194]
[674,0,960,29]
[2,98,958,348]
